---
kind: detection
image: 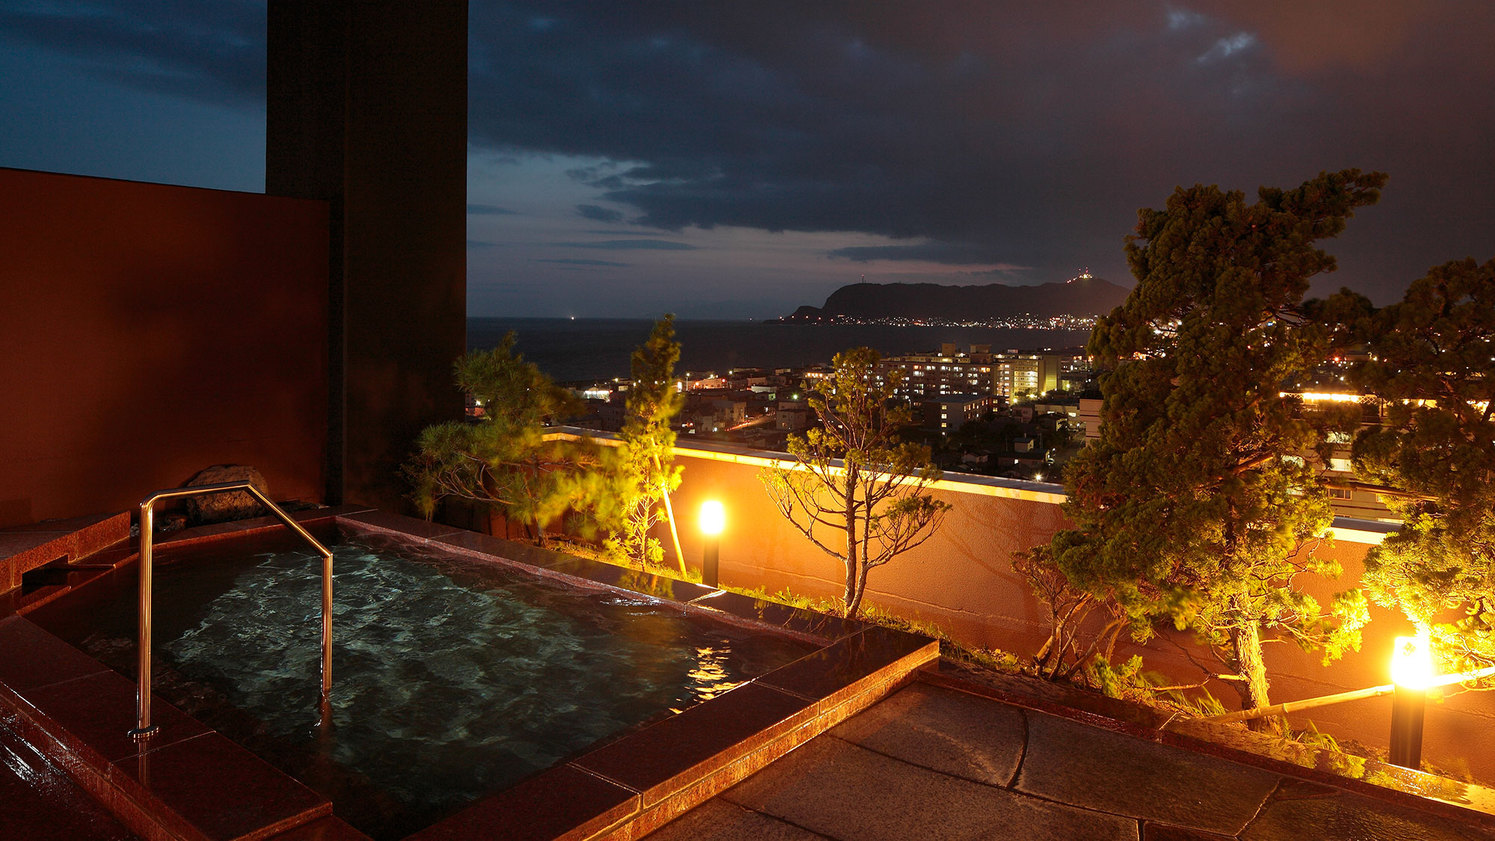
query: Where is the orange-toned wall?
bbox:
[0,168,329,526]
[651,446,1495,780]
[668,453,1066,650]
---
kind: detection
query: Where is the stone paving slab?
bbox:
[641,676,1495,841]
[1015,707,1281,836]
[643,799,831,841]
[827,680,1025,787]
[1242,781,1494,841]
[720,734,1138,841]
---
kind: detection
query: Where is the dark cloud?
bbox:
[576,203,624,222]
[829,243,1014,265]
[469,1,1495,302]
[467,203,516,215]
[0,1,265,105]
[467,239,498,248]
[7,1,1491,310]
[537,258,629,267]
[555,239,696,251]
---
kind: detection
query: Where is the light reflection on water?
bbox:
[41,530,813,840]
[682,646,739,711]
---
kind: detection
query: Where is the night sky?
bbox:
[2,1,1491,318]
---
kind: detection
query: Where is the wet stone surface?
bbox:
[643,800,828,841]
[1015,709,1280,836]
[1141,825,1236,841]
[721,736,1137,841]
[1242,790,1494,841]
[642,680,1495,841]
[0,716,142,841]
[828,681,1025,787]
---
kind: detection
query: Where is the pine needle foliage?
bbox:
[1047,170,1383,727]
[404,333,603,543]
[605,315,686,569]
[1336,258,1495,679]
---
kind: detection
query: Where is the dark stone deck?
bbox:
[643,679,1495,841]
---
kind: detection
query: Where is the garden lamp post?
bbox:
[1389,632,1432,769]
[700,500,725,588]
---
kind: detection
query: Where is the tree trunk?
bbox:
[659,482,686,576]
[841,467,860,616]
[847,559,871,618]
[842,548,859,616]
[650,452,687,576]
[1231,619,1283,734]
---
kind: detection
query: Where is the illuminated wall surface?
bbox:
[0,167,329,526]
[510,442,1495,782]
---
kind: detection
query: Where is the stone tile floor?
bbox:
[0,711,141,841]
[5,674,1495,840]
[643,681,1495,841]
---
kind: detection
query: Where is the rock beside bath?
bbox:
[183,464,269,524]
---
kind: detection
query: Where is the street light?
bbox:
[1389,632,1433,769]
[700,500,725,588]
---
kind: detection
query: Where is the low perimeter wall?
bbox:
[492,435,1495,783]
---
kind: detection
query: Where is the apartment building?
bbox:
[920,393,995,432]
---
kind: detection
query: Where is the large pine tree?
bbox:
[1051,170,1383,725]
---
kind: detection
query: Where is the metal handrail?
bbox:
[129,481,333,740]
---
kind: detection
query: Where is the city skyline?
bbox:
[2,1,1492,318]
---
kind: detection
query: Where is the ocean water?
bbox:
[469,317,1091,382]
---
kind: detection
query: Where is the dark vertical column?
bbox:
[266,2,349,505]
[266,1,468,509]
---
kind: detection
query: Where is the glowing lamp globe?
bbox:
[700,500,726,536]
[1390,633,1434,690]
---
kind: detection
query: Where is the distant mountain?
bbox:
[785,274,1131,322]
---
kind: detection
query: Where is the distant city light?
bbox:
[1289,391,1362,403]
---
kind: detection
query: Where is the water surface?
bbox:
[32,528,815,838]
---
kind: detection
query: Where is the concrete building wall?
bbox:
[0,168,329,526]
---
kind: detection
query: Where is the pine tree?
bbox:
[405,333,600,542]
[761,347,951,617]
[1344,258,1495,678]
[607,315,686,571]
[1049,170,1383,726]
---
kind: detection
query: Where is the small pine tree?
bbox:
[404,333,600,542]
[761,347,951,617]
[606,315,686,571]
